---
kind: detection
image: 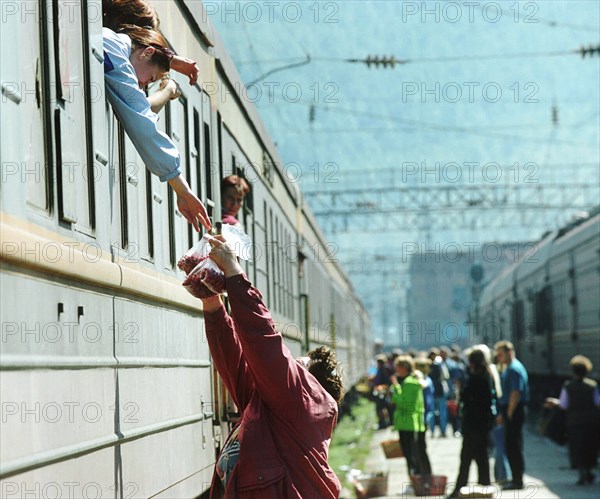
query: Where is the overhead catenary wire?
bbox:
[278,104,594,147]
[468,2,600,34]
[238,44,600,71]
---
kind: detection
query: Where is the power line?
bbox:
[310,105,593,147]
[327,163,599,176]
[469,2,600,34]
[238,44,600,72]
[246,54,311,86]
[271,123,600,134]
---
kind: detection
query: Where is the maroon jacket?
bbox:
[205,274,341,499]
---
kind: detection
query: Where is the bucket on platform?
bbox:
[380,439,404,459]
[410,474,448,496]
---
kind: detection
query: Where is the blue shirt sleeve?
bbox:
[103,28,180,182]
[506,367,526,396]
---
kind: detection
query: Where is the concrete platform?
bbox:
[341,427,600,499]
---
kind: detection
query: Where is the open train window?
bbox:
[117,124,128,248]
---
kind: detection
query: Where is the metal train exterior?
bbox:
[475,212,600,402]
[0,1,371,496]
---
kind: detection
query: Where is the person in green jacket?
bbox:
[391,355,432,478]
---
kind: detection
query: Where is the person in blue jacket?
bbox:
[103,24,210,232]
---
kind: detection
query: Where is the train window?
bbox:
[534,286,553,335]
[155,102,175,269]
[552,280,569,331]
[269,209,275,310]
[4,1,53,214]
[288,231,293,317]
[263,151,274,187]
[277,220,283,314]
[145,169,155,259]
[217,112,224,183]
[203,122,214,221]
[54,1,95,231]
[283,230,288,316]
[281,224,286,315]
[577,273,599,329]
[117,125,129,248]
[192,108,203,244]
[263,201,271,307]
[169,94,190,260]
[511,300,524,343]
[273,214,279,313]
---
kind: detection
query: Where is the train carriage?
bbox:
[0,1,370,496]
[476,212,600,401]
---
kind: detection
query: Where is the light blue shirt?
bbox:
[500,358,529,406]
[103,28,180,182]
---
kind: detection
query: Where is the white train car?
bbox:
[476,212,600,402]
[0,1,370,497]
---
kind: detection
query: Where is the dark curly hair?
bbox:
[307,346,344,404]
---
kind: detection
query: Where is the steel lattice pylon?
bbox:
[304,183,599,233]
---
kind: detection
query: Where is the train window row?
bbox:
[490,269,598,341]
[10,1,226,274]
[8,0,304,327]
[264,208,296,318]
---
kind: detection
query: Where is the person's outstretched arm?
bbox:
[103,28,210,230]
[201,295,253,411]
[207,237,334,413]
[168,175,211,232]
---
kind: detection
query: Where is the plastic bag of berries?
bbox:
[177,224,252,298]
[182,256,226,298]
[178,225,252,274]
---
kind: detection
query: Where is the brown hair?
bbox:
[118,25,173,72]
[103,0,159,31]
[221,175,251,196]
[307,346,343,404]
[570,355,593,378]
[494,340,514,353]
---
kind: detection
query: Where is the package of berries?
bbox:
[182,257,226,298]
[178,224,252,298]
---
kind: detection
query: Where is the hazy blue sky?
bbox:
[209,1,600,336]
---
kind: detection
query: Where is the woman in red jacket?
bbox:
[200,236,343,498]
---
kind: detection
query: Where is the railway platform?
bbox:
[341,426,600,499]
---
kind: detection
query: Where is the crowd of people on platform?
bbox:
[368,341,599,496]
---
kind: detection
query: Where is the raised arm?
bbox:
[148,77,181,113]
[171,55,200,85]
[103,28,210,230]
[207,237,325,411]
[201,295,253,411]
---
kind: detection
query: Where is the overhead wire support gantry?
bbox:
[303,183,600,232]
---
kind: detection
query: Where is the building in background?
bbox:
[404,242,533,349]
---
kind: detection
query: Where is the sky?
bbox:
[208,0,600,339]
